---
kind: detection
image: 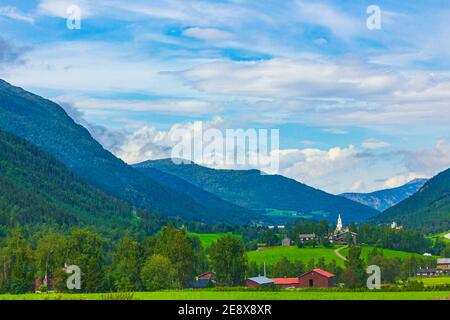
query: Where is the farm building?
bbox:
[437,258,450,271]
[416,268,439,277]
[297,269,336,288]
[298,233,317,243]
[196,271,215,280]
[281,237,292,246]
[272,278,300,289]
[246,276,274,288]
[189,271,216,288]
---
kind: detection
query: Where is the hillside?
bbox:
[372,168,450,233]
[133,166,256,222]
[340,179,427,211]
[0,130,154,230]
[135,159,380,224]
[0,79,252,224]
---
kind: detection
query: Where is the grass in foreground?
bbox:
[0,290,448,300]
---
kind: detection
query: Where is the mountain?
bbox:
[134,159,380,224]
[0,129,149,231]
[340,179,428,211]
[133,165,256,221]
[372,169,450,233]
[0,79,252,224]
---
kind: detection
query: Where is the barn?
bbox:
[272,278,300,289]
[297,268,335,288]
[246,276,274,288]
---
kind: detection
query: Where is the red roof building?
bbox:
[272,278,300,289]
[297,268,335,288]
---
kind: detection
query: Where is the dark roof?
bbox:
[189,279,211,288]
[247,276,274,285]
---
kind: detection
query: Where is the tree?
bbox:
[66,228,106,293]
[111,235,142,292]
[210,236,247,286]
[0,226,35,293]
[35,231,67,291]
[154,225,195,287]
[342,246,366,288]
[141,254,179,291]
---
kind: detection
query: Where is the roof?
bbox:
[189,279,211,288]
[197,271,214,278]
[247,276,274,285]
[311,268,335,278]
[437,258,450,264]
[298,233,316,238]
[272,278,299,285]
[417,268,437,273]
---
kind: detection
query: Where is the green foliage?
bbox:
[140,254,179,291]
[342,246,366,288]
[111,235,142,292]
[66,229,107,293]
[0,226,35,293]
[210,236,247,286]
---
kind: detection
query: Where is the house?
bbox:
[281,237,292,246]
[246,276,274,288]
[272,278,300,289]
[297,268,335,288]
[328,214,357,245]
[298,233,317,243]
[437,258,450,271]
[189,271,216,288]
[330,231,357,245]
[196,271,215,281]
[416,268,438,277]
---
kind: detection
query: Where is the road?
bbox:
[334,245,348,261]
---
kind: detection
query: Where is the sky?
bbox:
[0,0,450,194]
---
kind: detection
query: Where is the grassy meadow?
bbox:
[247,246,345,266]
[340,245,428,261]
[0,290,448,300]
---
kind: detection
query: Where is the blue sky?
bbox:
[1,0,449,194]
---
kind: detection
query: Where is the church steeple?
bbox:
[335,214,343,233]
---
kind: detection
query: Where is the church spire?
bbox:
[335,214,343,233]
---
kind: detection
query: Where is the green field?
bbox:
[247,246,345,266]
[409,276,450,286]
[0,290,448,300]
[428,231,450,244]
[189,232,242,248]
[340,245,427,261]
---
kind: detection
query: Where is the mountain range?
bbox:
[340,179,428,211]
[134,159,379,223]
[0,78,448,231]
[0,79,254,225]
[372,169,450,233]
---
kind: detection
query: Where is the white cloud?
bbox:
[37,0,93,18]
[182,27,234,42]
[383,173,425,189]
[362,138,390,150]
[0,6,34,23]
